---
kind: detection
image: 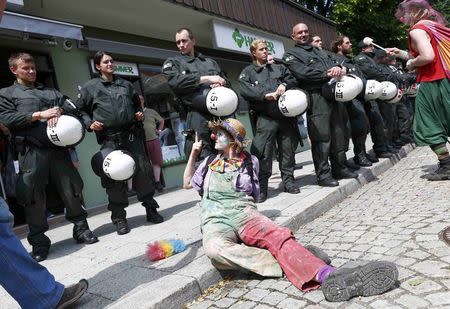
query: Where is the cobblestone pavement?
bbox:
[185,147,450,309]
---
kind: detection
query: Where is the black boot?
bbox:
[31,246,49,262]
[146,207,164,223]
[318,177,339,187]
[56,279,88,308]
[113,218,130,235]
[345,160,361,171]
[73,221,98,244]
[258,192,267,203]
[366,152,379,163]
[353,153,372,167]
[422,159,450,181]
[284,183,300,194]
[332,167,358,180]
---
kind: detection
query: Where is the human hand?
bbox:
[135,111,144,121]
[90,121,104,131]
[265,92,278,101]
[47,116,59,128]
[406,59,415,71]
[40,107,61,120]
[326,66,342,77]
[276,84,286,96]
[207,75,225,86]
[192,132,203,156]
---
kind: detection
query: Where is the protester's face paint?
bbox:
[214,129,231,151]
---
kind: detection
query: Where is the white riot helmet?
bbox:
[347,74,364,94]
[103,150,136,181]
[46,115,85,147]
[379,81,398,101]
[205,86,238,116]
[278,89,308,117]
[323,75,362,102]
[364,80,383,100]
[387,88,403,103]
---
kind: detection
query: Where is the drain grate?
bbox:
[441,226,450,246]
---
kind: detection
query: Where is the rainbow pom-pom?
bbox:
[146,239,186,261]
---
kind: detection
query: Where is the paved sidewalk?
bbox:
[188,145,450,309]
[0,142,417,309]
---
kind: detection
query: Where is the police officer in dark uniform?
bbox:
[283,23,356,187]
[0,53,98,262]
[353,41,394,158]
[76,51,163,235]
[239,39,300,202]
[330,35,375,167]
[162,28,230,162]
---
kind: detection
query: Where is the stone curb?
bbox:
[108,144,415,308]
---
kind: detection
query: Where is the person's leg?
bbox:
[364,101,391,157]
[250,116,277,201]
[0,198,64,308]
[129,137,163,223]
[16,147,51,260]
[307,94,336,186]
[50,149,97,244]
[239,209,325,291]
[202,221,283,277]
[277,120,300,193]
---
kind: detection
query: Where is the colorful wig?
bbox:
[146,239,186,261]
[395,0,447,26]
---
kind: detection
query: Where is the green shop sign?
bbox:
[213,20,285,59]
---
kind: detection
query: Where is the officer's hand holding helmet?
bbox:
[192,85,238,117]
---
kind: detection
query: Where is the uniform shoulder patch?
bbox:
[239,73,246,79]
[284,55,295,62]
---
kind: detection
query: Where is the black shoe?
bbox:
[113,219,130,235]
[31,246,49,262]
[146,207,164,223]
[73,221,99,244]
[376,151,394,159]
[422,162,450,181]
[258,192,267,203]
[366,153,379,163]
[318,177,339,187]
[56,279,89,309]
[305,245,332,265]
[332,168,358,180]
[284,185,300,194]
[155,182,164,192]
[353,154,372,167]
[321,261,398,302]
[345,161,360,171]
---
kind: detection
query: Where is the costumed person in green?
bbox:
[0,53,98,262]
[239,39,300,203]
[183,117,399,301]
[76,51,163,235]
[388,0,450,180]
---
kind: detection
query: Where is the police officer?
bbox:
[239,39,300,202]
[76,51,163,235]
[0,53,98,262]
[330,35,375,167]
[283,23,356,187]
[162,28,230,162]
[353,41,394,158]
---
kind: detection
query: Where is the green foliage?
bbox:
[431,0,450,23]
[330,0,409,51]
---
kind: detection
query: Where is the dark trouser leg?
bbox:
[277,120,299,187]
[17,147,51,249]
[347,99,370,156]
[364,100,388,154]
[250,116,277,194]
[184,110,216,161]
[330,102,349,172]
[396,100,411,143]
[49,149,87,223]
[378,101,396,148]
[307,93,333,181]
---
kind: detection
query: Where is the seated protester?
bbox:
[183,118,399,302]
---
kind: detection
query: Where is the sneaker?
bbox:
[56,279,88,308]
[321,261,398,302]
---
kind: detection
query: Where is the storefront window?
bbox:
[139,64,186,165]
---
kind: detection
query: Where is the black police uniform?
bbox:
[0,82,95,254]
[76,77,160,222]
[353,52,392,157]
[239,63,299,196]
[162,52,230,161]
[330,53,372,166]
[283,44,350,185]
